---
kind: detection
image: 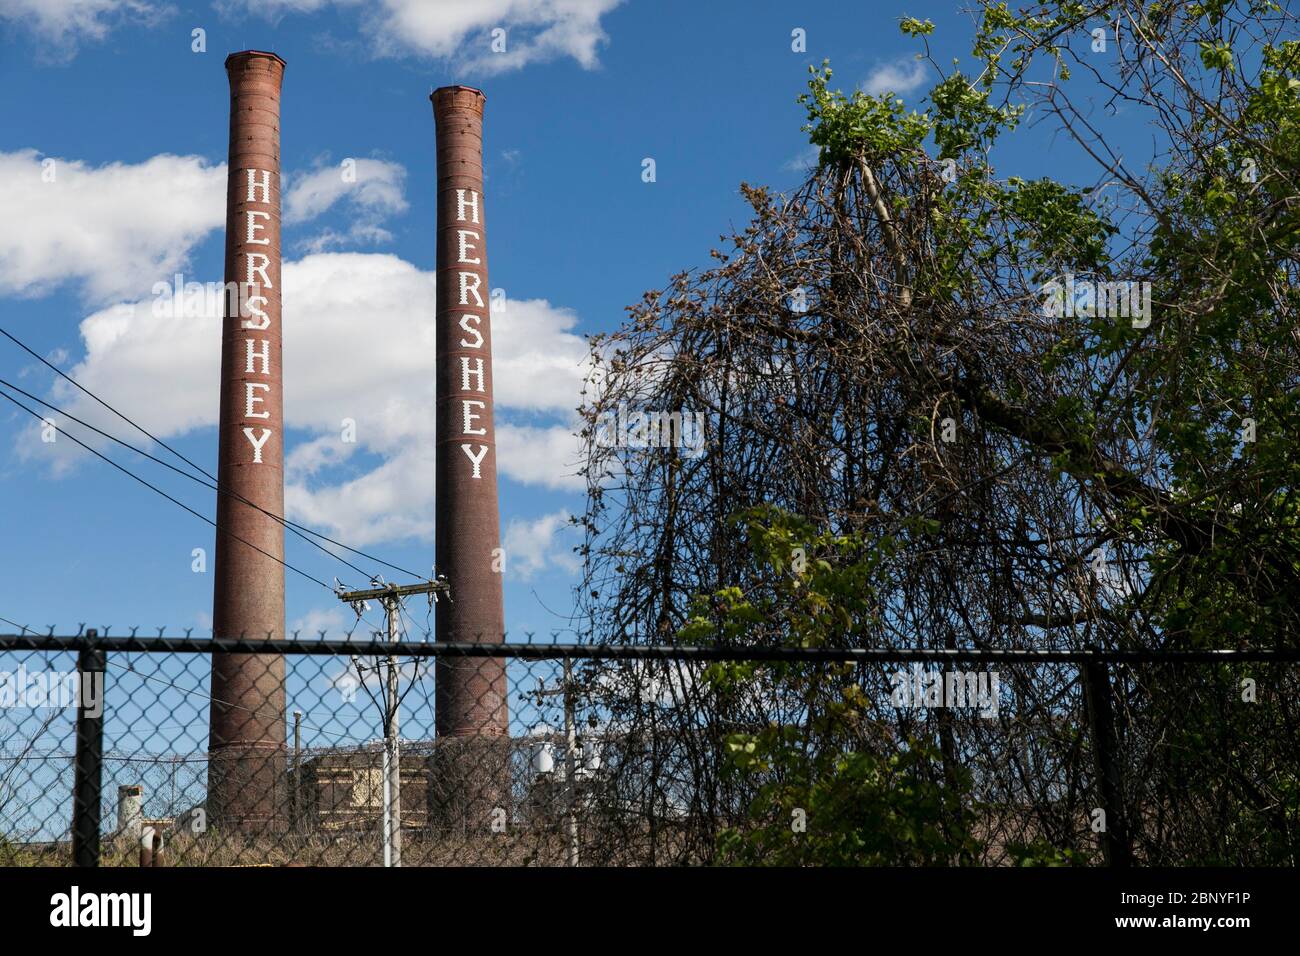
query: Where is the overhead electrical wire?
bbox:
[0,374,373,583]
[0,325,434,644]
[0,380,402,643]
[0,325,427,583]
[0,382,335,591]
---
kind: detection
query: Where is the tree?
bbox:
[692,508,979,866]
[578,2,1300,863]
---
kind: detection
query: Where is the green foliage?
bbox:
[1006,839,1088,866]
[1197,39,1234,72]
[678,505,896,648]
[798,52,1023,166]
[1002,178,1115,272]
[899,17,935,38]
[928,72,1023,159]
[798,63,932,167]
[718,739,978,866]
[687,507,978,866]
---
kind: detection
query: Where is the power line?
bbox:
[0,327,405,642]
[0,325,425,582]
[0,383,399,643]
[0,374,373,583]
[0,383,333,591]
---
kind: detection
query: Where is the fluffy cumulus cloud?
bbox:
[19,252,589,544]
[0,0,165,58]
[289,605,349,638]
[226,0,622,73]
[503,509,579,581]
[496,422,585,490]
[284,157,408,252]
[0,146,415,309]
[0,149,226,305]
[861,57,928,97]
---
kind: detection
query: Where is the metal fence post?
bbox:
[1082,653,1132,867]
[292,709,302,831]
[72,630,104,867]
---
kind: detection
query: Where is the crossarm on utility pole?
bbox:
[334,579,450,604]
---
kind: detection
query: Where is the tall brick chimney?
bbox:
[208,50,288,831]
[431,86,509,744]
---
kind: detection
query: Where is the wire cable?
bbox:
[0,383,333,591]
[0,374,376,583]
[0,325,426,581]
[1,328,411,642]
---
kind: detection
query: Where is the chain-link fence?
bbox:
[2,633,1297,866]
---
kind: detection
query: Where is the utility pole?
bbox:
[383,593,400,867]
[336,579,449,868]
[538,657,580,866]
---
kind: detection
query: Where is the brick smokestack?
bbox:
[208,50,288,831]
[432,86,508,741]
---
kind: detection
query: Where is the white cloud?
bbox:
[284,155,405,240]
[0,0,165,58]
[503,508,579,580]
[783,144,820,173]
[285,158,408,251]
[297,225,394,254]
[19,252,590,544]
[290,606,348,638]
[286,432,357,480]
[225,0,622,73]
[0,149,415,306]
[285,160,406,221]
[497,422,584,490]
[861,57,928,97]
[286,441,437,545]
[0,149,226,305]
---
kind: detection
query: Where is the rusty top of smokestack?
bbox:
[225,50,287,69]
[431,85,486,109]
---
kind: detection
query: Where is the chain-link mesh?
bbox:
[1,635,1297,866]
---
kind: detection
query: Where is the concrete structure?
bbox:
[290,738,521,833]
[431,86,509,743]
[207,50,288,831]
[115,784,143,839]
[114,785,174,846]
[291,745,431,832]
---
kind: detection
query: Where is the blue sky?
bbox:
[0,0,1124,643]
